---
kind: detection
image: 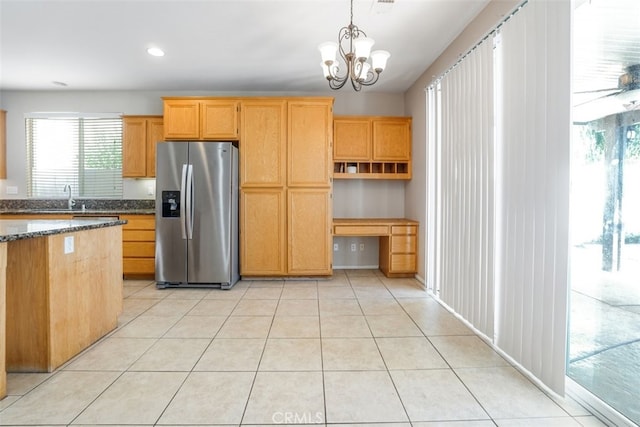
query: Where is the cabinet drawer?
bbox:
[122,216,155,230]
[391,235,416,253]
[123,258,155,275]
[390,254,416,272]
[123,241,155,258]
[334,225,389,236]
[391,225,416,235]
[123,229,155,242]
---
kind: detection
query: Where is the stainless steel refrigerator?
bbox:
[155,141,239,289]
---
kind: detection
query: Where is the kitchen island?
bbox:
[0,218,125,400]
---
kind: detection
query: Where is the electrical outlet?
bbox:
[334,243,339,251]
[360,243,365,251]
[6,186,18,195]
[64,236,74,254]
[350,243,356,252]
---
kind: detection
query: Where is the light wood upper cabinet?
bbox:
[288,99,333,188]
[201,100,240,140]
[240,99,286,187]
[333,115,412,180]
[0,110,6,179]
[145,117,164,177]
[163,99,199,139]
[333,118,370,160]
[122,115,163,178]
[162,98,239,140]
[372,118,411,161]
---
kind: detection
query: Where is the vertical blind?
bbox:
[427,0,571,395]
[26,113,123,198]
[431,38,495,338]
[495,0,571,395]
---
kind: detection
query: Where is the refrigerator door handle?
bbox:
[185,164,194,240]
[180,164,188,239]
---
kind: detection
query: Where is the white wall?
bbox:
[403,0,521,283]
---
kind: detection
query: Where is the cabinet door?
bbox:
[288,189,332,275]
[240,100,286,187]
[240,189,286,275]
[201,100,240,140]
[145,117,164,177]
[122,117,147,177]
[333,118,371,160]
[288,100,332,187]
[163,100,200,139]
[372,118,411,161]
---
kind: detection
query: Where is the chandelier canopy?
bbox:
[318,0,390,91]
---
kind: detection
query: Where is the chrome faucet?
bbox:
[63,184,76,210]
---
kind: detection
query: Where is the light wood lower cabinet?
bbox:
[240,189,286,275]
[121,214,155,278]
[379,225,418,277]
[6,226,123,372]
[288,189,332,275]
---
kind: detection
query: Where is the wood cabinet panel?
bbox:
[240,189,286,275]
[201,100,239,140]
[333,118,370,160]
[391,235,416,253]
[121,214,155,277]
[288,189,332,275]
[240,99,286,187]
[123,241,155,258]
[6,226,122,372]
[390,254,416,272]
[122,117,146,177]
[288,100,332,187]
[122,116,163,178]
[372,118,411,160]
[0,243,5,398]
[146,117,164,177]
[163,100,200,139]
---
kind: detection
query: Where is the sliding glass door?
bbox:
[570,1,640,423]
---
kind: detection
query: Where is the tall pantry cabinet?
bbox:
[239,98,333,276]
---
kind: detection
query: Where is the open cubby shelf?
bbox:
[333,161,411,180]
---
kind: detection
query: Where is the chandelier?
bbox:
[318,0,390,91]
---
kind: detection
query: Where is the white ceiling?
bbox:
[0,0,491,93]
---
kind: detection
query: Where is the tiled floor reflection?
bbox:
[1,270,605,426]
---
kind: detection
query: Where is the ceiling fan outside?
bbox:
[574,64,640,123]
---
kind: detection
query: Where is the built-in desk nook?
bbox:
[333,218,418,278]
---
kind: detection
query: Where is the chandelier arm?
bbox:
[360,70,381,87]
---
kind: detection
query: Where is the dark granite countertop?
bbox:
[0,218,126,242]
[0,208,154,216]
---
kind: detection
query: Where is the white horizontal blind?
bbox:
[433,38,495,337]
[26,113,123,198]
[495,0,571,395]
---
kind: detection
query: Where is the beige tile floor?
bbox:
[0,269,607,426]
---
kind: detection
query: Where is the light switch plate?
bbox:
[6,186,18,195]
[64,236,74,254]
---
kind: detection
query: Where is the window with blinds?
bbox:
[26,113,123,198]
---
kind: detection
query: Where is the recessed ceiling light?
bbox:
[147,47,165,57]
[52,81,68,87]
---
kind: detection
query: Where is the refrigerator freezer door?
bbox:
[155,142,189,284]
[187,142,233,284]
